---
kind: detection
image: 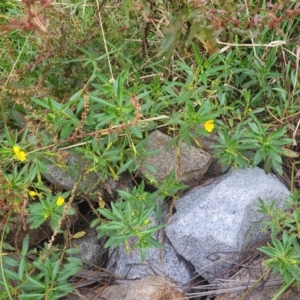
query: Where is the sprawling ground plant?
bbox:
[0,0,299,298]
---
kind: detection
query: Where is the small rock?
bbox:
[166,167,290,282]
[73,228,106,268]
[197,133,223,177]
[64,276,188,300]
[100,276,188,300]
[138,130,212,185]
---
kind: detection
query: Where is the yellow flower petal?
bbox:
[13,146,26,161]
[204,120,214,133]
[28,191,37,197]
[56,196,65,206]
[44,213,49,218]
[17,151,26,162]
[13,146,20,154]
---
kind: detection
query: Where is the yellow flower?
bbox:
[248,108,252,112]
[13,146,20,154]
[44,213,49,218]
[204,120,214,133]
[13,146,26,162]
[143,219,150,225]
[28,191,37,197]
[56,196,65,206]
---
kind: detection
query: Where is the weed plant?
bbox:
[0,0,299,299]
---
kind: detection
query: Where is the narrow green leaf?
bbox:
[26,275,45,289]
[89,95,117,108]
[117,159,134,175]
[129,125,143,138]
[111,202,123,220]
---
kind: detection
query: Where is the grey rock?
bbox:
[138,130,212,185]
[42,150,132,200]
[73,228,106,268]
[165,167,290,282]
[42,150,100,193]
[197,134,223,177]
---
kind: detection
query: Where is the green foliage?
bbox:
[0,0,299,298]
[0,235,82,300]
[28,192,71,231]
[213,116,292,174]
[258,191,300,299]
[91,170,187,261]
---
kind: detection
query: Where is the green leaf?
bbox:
[51,260,60,280]
[35,160,48,173]
[141,224,165,235]
[111,202,124,220]
[104,235,131,248]
[258,246,277,257]
[19,294,44,299]
[66,257,82,265]
[98,208,115,220]
[90,218,101,228]
[3,256,19,268]
[129,125,143,138]
[192,42,203,66]
[69,89,84,102]
[252,150,263,166]
[145,236,164,249]
[118,190,134,201]
[4,268,19,281]
[29,216,46,229]
[140,247,147,262]
[65,248,81,255]
[89,95,117,108]
[99,222,127,231]
[19,257,28,280]
[115,71,128,107]
[56,282,74,293]
[60,122,74,139]
[117,159,134,175]
[26,274,45,289]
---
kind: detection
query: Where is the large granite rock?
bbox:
[165,167,290,282]
[138,130,212,185]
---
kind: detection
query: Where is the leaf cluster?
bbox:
[91,170,187,261]
[258,192,300,298]
[0,235,82,300]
